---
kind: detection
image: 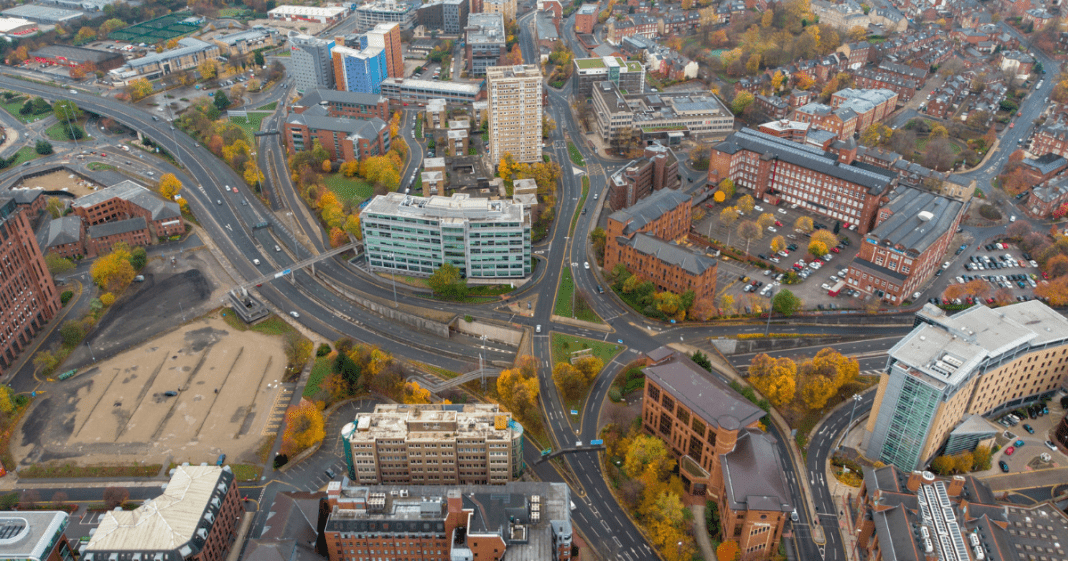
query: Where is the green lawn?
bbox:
[554,267,602,323]
[229,111,271,144]
[87,162,117,171]
[10,147,41,167]
[0,96,50,124]
[303,355,333,398]
[256,101,278,111]
[550,333,623,367]
[569,176,589,236]
[44,121,74,141]
[567,141,585,166]
[324,174,374,206]
[415,117,423,139]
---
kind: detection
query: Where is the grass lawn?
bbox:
[229,464,262,481]
[378,271,430,289]
[324,174,374,206]
[44,121,81,141]
[567,141,585,166]
[229,111,272,144]
[256,101,278,111]
[87,162,117,172]
[10,147,41,167]
[415,117,423,139]
[0,96,50,124]
[21,463,162,479]
[554,267,602,322]
[303,355,334,398]
[550,333,623,424]
[569,176,589,237]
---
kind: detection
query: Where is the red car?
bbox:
[100,153,107,157]
[1005,446,1015,456]
[1043,271,1050,279]
[831,247,841,253]
[775,220,783,227]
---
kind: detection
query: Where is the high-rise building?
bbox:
[465,13,506,76]
[290,34,335,92]
[483,0,516,21]
[486,64,543,164]
[572,55,645,98]
[361,192,532,279]
[323,481,573,561]
[332,44,387,93]
[865,301,1068,471]
[364,22,403,78]
[354,0,417,31]
[416,0,469,33]
[83,466,243,561]
[0,511,74,561]
[0,196,60,376]
[340,403,526,485]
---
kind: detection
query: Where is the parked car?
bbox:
[999,460,1010,472]
[1023,424,1035,434]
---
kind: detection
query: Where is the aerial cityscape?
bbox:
[0,0,1064,560]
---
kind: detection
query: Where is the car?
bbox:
[791,510,799,522]
[999,460,1010,472]
[1046,440,1058,451]
[1005,446,1015,456]
[768,226,777,232]
[325,468,337,479]
[788,244,798,251]
[584,261,589,270]
[778,208,787,215]
[831,247,840,253]
[290,311,300,318]
[596,285,604,294]
[164,390,178,397]
[536,325,542,333]
[775,221,783,227]
[741,276,751,283]
[1015,439,1025,448]
[1024,424,1035,434]
[754,205,764,212]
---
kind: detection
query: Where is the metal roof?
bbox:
[619,232,717,276]
[867,186,964,256]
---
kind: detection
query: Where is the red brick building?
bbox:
[36,215,85,259]
[754,94,789,119]
[845,187,965,304]
[71,180,185,243]
[1020,153,1068,184]
[708,128,896,233]
[574,3,598,33]
[829,88,898,133]
[640,349,791,560]
[87,217,151,257]
[604,189,719,300]
[792,102,858,140]
[284,113,390,161]
[606,143,680,209]
[291,88,390,121]
[1031,119,1068,159]
[30,45,124,72]
[0,197,60,375]
[1025,175,1068,218]
[84,465,243,561]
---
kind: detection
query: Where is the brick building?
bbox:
[84,466,242,561]
[754,94,789,119]
[71,180,185,241]
[1020,153,1067,184]
[87,217,151,257]
[829,88,898,133]
[607,144,680,209]
[1031,119,1068,159]
[0,511,74,561]
[604,189,719,299]
[845,187,966,304]
[36,215,85,259]
[757,119,810,143]
[290,88,390,121]
[323,481,573,561]
[31,44,124,72]
[0,197,62,375]
[284,113,389,161]
[1026,174,1068,218]
[792,101,858,140]
[640,349,791,560]
[708,128,897,233]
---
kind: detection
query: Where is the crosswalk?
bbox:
[262,386,293,436]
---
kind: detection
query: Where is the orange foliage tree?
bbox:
[280,399,325,456]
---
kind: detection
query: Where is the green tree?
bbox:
[129,246,147,270]
[772,289,802,316]
[691,350,712,371]
[53,100,82,123]
[427,263,468,299]
[213,90,231,111]
[35,140,53,155]
[45,253,75,274]
[254,51,265,67]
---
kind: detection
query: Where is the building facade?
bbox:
[845,187,966,304]
[290,88,391,121]
[465,13,506,76]
[323,481,572,561]
[86,217,151,258]
[290,35,335,92]
[865,301,1068,470]
[341,403,525,485]
[572,56,645,98]
[379,78,483,103]
[361,192,531,279]
[486,64,543,164]
[113,38,220,80]
[574,3,597,33]
[268,5,347,23]
[607,144,680,209]
[355,0,417,31]
[285,113,389,162]
[708,128,897,234]
[416,0,469,33]
[483,0,516,21]
[332,44,387,94]
[364,22,403,78]
[592,80,733,144]
[70,180,185,241]
[0,511,73,561]
[84,466,242,561]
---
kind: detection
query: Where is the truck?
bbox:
[828,280,846,296]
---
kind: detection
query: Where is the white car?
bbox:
[778,208,787,214]
[768,226,777,232]
[584,261,590,270]
[956,276,965,284]
[754,205,764,212]
[290,311,300,318]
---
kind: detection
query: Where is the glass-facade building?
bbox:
[361,192,531,279]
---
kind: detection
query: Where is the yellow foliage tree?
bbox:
[748,354,797,406]
[497,364,539,416]
[198,59,218,80]
[128,78,154,101]
[90,242,136,291]
[158,173,182,200]
[402,381,432,404]
[772,70,785,90]
[343,214,362,239]
[930,124,949,139]
[812,229,839,249]
[654,291,685,321]
[100,292,116,307]
[770,235,787,253]
[717,541,740,561]
[280,399,326,456]
[795,215,814,233]
[244,162,265,187]
[808,240,828,257]
[736,194,755,214]
[322,159,332,173]
[757,212,776,230]
[623,433,675,479]
[713,190,726,203]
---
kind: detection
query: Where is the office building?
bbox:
[572,56,645,98]
[591,81,733,145]
[483,0,516,21]
[1,4,83,24]
[361,192,531,279]
[641,348,791,560]
[465,13,506,76]
[845,187,966,304]
[323,481,572,561]
[853,465,1068,561]
[574,3,597,33]
[708,128,897,234]
[71,179,184,242]
[36,215,85,260]
[285,113,389,162]
[486,64,543,164]
[268,5,347,24]
[604,189,718,300]
[289,35,335,92]
[341,403,525,484]
[355,0,417,32]
[30,45,123,72]
[290,88,390,121]
[364,22,403,78]
[84,466,242,561]
[0,511,73,561]
[212,27,280,56]
[607,144,679,209]
[379,77,483,103]
[864,301,1068,471]
[111,38,220,80]
[0,196,62,376]
[417,0,469,33]
[332,44,386,94]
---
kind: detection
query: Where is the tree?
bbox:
[720,206,740,232]
[923,138,956,171]
[930,455,955,475]
[623,433,675,480]
[794,216,814,233]
[771,70,785,90]
[748,354,797,407]
[718,178,735,199]
[159,173,182,200]
[812,229,838,249]
[731,91,754,114]
[401,381,432,404]
[254,51,266,66]
[745,53,761,75]
[103,487,129,509]
[756,212,776,230]
[1046,254,1068,278]
[736,221,763,254]
[930,124,949,139]
[128,78,154,101]
[100,292,116,307]
[848,25,867,41]
[1035,276,1068,306]
[427,263,468,299]
[497,365,539,418]
[98,18,125,38]
[90,242,136,291]
[35,140,53,155]
[770,235,786,253]
[73,26,97,45]
[1007,220,1032,240]
[719,294,735,313]
[280,399,325,456]
[737,194,755,214]
[33,350,58,375]
[717,541,740,561]
[53,100,82,122]
[808,240,828,257]
[213,90,231,111]
[773,289,802,316]
[198,59,218,80]
[553,362,586,401]
[244,162,264,187]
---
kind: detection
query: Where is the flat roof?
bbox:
[0,511,68,560]
[268,5,346,16]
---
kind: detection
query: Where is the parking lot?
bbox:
[931,241,1043,306]
[991,397,1066,475]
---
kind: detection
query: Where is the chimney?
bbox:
[947,475,965,496]
[838,142,857,165]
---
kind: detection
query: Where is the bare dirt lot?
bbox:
[15,316,287,469]
[14,170,101,197]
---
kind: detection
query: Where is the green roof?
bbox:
[575,58,606,69]
[640,124,688,132]
[625,61,642,71]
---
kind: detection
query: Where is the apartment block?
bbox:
[290,88,390,121]
[708,128,897,233]
[364,22,403,78]
[323,481,572,561]
[332,44,386,94]
[607,143,679,209]
[591,80,733,144]
[361,192,531,279]
[341,403,525,485]
[483,0,516,21]
[426,98,448,128]
[864,301,1068,471]
[71,179,185,240]
[574,3,597,33]
[1031,118,1068,160]
[604,189,718,299]
[87,217,151,258]
[853,466,1068,561]
[0,511,74,561]
[285,113,389,161]
[465,13,506,76]
[355,0,417,31]
[845,187,965,304]
[290,34,335,92]
[84,466,242,561]
[486,64,543,164]
[829,88,898,133]
[641,348,791,560]
[572,55,645,98]
[416,0,469,33]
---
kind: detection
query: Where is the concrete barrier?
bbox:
[454,318,523,346]
[315,272,452,338]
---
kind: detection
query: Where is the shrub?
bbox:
[979,204,1002,220]
[100,293,115,307]
[60,291,73,305]
[316,343,331,357]
[273,454,288,469]
[608,387,622,402]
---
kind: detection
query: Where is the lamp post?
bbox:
[60,103,78,146]
[386,252,397,306]
[86,340,96,362]
[836,393,863,452]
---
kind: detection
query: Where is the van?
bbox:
[253,259,261,265]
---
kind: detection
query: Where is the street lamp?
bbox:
[386,252,397,306]
[59,103,78,146]
[836,393,863,452]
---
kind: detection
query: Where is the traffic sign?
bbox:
[570,410,578,415]
[590,439,603,445]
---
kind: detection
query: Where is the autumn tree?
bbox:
[718,178,736,199]
[748,354,797,407]
[90,242,136,291]
[198,59,218,80]
[717,541,740,561]
[159,173,182,200]
[1035,276,1068,306]
[772,289,802,316]
[720,206,740,233]
[497,363,539,419]
[756,212,776,230]
[731,91,754,114]
[102,487,129,509]
[808,240,828,257]
[98,18,125,39]
[798,348,859,410]
[553,362,585,401]
[794,216,814,233]
[623,433,675,479]
[402,381,432,404]
[736,220,763,254]
[73,26,96,45]
[428,263,468,299]
[127,78,154,101]
[45,252,75,274]
[280,399,326,456]
[736,194,755,214]
[770,235,787,253]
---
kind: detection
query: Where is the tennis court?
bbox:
[110,12,202,44]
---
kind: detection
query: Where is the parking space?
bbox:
[932,241,1043,306]
[992,397,1065,474]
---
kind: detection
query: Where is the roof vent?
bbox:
[917,211,934,222]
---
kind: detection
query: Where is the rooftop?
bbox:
[619,232,717,275]
[268,5,347,16]
[466,12,505,45]
[720,429,793,513]
[867,186,965,256]
[127,37,215,69]
[575,55,642,72]
[362,192,527,225]
[1,4,84,21]
[0,511,68,560]
[644,352,764,429]
[37,215,82,250]
[342,403,520,443]
[607,187,691,235]
[380,77,483,94]
[30,44,119,63]
[87,216,147,238]
[287,113,386,140]
[72,179,181,221]
[294,87,387,108]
